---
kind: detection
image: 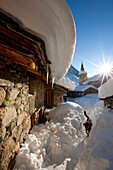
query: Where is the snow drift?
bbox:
[13,102,86,169]
[13,94,109,170]
[76,107,113,170]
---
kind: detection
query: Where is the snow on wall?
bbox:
[99,78,113,99]
[0,0,76,81]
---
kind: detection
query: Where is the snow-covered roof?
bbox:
[99,78,113,99]
[83,74,100,85]
[0,0,76,81]
[74,85,98,92]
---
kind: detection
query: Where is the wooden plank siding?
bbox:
[0,10,51,82]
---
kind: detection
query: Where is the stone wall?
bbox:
[0,61,31,169]
[0,56,45,169]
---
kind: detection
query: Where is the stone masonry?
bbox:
[0,54,45,169]
[0,58,31,170]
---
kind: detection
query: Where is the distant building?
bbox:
[83,74,109,88]
[79,63,87,85]
[68,85,98,98]
[67,63,98,98]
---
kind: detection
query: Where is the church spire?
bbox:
[81,62,85,72]
[79,62,87,85]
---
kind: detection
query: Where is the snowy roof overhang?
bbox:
[99,78,113,99]
[0,0,76,81]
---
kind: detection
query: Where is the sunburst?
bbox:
[96,55,113,85]
[82,54,113,86]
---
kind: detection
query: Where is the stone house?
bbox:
[0,11,68,169]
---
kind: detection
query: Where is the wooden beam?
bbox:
[0,45,32,66]
[0,11,51,79]
[0,45,48,82]
[0,24,36,52]
[0,24,48,72]
[0,25,36,54]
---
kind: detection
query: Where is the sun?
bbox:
[95,56,113,85]
[85,54,113,85]
[98,62,113,76]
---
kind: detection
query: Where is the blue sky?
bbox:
[66,0,113,77]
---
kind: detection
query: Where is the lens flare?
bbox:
[82,53,113,86]
[98,61,113,76]
[97,60,113,86]
[95,55,113,86]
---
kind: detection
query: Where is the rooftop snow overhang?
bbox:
[0,0,76,81]
[99,78,113,99]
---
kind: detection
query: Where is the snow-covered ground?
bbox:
[76,107,113,170]
[68,94,102,127]
[13,94,113,170]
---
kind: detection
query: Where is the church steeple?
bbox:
[81,63,85,71]
[79,63,87,85]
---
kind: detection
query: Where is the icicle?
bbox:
[47,63,49,84]
[52,77,55,89]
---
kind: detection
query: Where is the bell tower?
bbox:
[79,63,87,85]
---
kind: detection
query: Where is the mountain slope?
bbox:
[65,65,79,85]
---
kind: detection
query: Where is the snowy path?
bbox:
[13,94,113,170]
[75,107,113,170]
[70,94,113,170]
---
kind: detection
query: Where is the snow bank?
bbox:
[13,94,106,170]
[76,107,113,170]
[99,78,113,99]
[68,94,103,127]
[13,102,86,169]
[0,0,76,80]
